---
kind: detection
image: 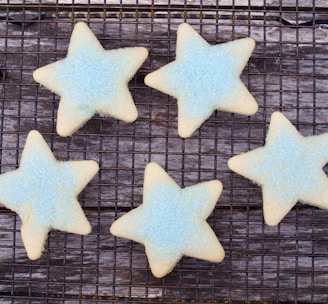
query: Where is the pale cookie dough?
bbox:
[110,162,225,278]
[33,22,148,137]
[145,22,258,138]
[0,130,99,259]
[228,111,328,226]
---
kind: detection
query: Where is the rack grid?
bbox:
[1,1,328,303]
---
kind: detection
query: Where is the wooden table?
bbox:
[0,1,328,303]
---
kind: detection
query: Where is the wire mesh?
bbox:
[1,0,328,303]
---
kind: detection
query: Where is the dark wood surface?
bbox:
[1,1,328,303]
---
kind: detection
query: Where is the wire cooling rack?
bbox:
[1,1,328,303]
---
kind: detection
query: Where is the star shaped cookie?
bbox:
[228,111,328,226]
[110,162,225,278]
[0,130,99,259]
[33,22,148,137]
[145,23,258,138]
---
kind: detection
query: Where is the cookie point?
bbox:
[88,160,100,176]
[144,73,154,87]
[145,162,160,171]
[214,250,225,263]
[81,222,92,235]
[109,221,119,236]
[139,47,149,60]
[125,108,138,123]
[178,22,192,32]
[247,36,256,49]
[212,180,223,193]
[178,128,193,139]
[264,215,280,227]
[227,156,239,172]
[271,111,284,120]
[246,97,259,115]
[252,103,259,115]
[129,46,148,64]
[149,262,173,278]
[25,243,44,260]
[75,21,86,26]
[27,129,40,138]
[27,251,42,261]
[74,21,88,30]
[32,68,41,83]
[152,269,166,279]
[25,130,44,145]
[56,124,72,138]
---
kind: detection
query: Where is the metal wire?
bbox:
[0,1,328,303]
[3,10,328,27]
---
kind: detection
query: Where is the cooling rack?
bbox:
[1,0,328,303]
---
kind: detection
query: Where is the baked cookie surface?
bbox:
[145,23,258,138]
[0,130,99,259]
[228,111,328,226]
[33,22,148,137]
[110,162,225,278]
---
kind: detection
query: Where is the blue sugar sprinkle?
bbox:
[138,181,212,258]
[55,48,132,116]
[254,128,326,205]
[164,36,239,120]
[0,152,77,229]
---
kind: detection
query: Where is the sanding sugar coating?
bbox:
[33,22,148,137]
[145,22,258,138]
[228,111,328,226]
[0,130,99,260]
[110,162,225,278]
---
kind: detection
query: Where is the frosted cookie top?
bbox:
[145,23,258,138]
[33,22,148,137]
[228,111,328,226]
[0,130,99,259]
[110,162,225,278]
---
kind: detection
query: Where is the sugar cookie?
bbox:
[33,22,148,137]
[0,130,99,259]
[145,22,258,138]
[228,111,328,226]
[110,162,225,278]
